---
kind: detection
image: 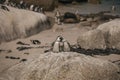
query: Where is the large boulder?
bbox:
[97,19,120,49]
[77,29,106,49]
[0,6,50,43]
[77,19,120,49]
[0,52,119,80]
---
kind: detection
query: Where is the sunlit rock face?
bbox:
[97,19,120,49]
[77,19,120,49]
[77,29,106,49]
[0,6,50,43]
[1,52,119,80]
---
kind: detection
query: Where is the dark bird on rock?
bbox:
[30,40,41,45]
[16,41,30,45]
[20,59,27,62]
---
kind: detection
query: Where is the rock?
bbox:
[1,52,119,80]
[80,16,87,21]
[93,16,101,22]
[77,29,106,49]
[87,17,93,22]
[78,19,120,49]
[97,19,120,49]
[63,18,79,23]
[80,21,91,27]
[0,6,50,43]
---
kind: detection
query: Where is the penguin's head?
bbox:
[56,36,63,42]
[20,0,23,5]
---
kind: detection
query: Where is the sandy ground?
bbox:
[0,2,120,75]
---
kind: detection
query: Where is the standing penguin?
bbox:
[111,5,116,12]
[19,0,26,9]
[29,4,34,11]
[52,36,63,53]
[19,0,23,8]
[55,10,61,25]
[63,39,71,52]
[34,6,39,12]
[40,7,45,14]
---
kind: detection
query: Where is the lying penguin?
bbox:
[52,36,71,53]
[30,40,41,45]
[1,5,9,11]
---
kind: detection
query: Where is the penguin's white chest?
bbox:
[52,41,60,53]
[63,41,70,52]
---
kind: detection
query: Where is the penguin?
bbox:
[52,36,63,53]
[1,5,9,11]
[59,36,64,52]
[37,6,41,12]
[16,3,21,9]
[75,10,79,15]
[9,1,14,7]
[20,1,23,6]
[30,40,41,45]
[57,17,61,25]
[23,2,28,9]
[29,4,34,11]
[19,0,25,9]
[111,5,116,12]
[40,7,45,14]
[55,10,61,24]
[10,2,16,7]
[34,5,39,12]
[54,16,58,23]
[20,59,27,62]
[55,10,61,17]
[52,40,60,53]
[63,39,71,52]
